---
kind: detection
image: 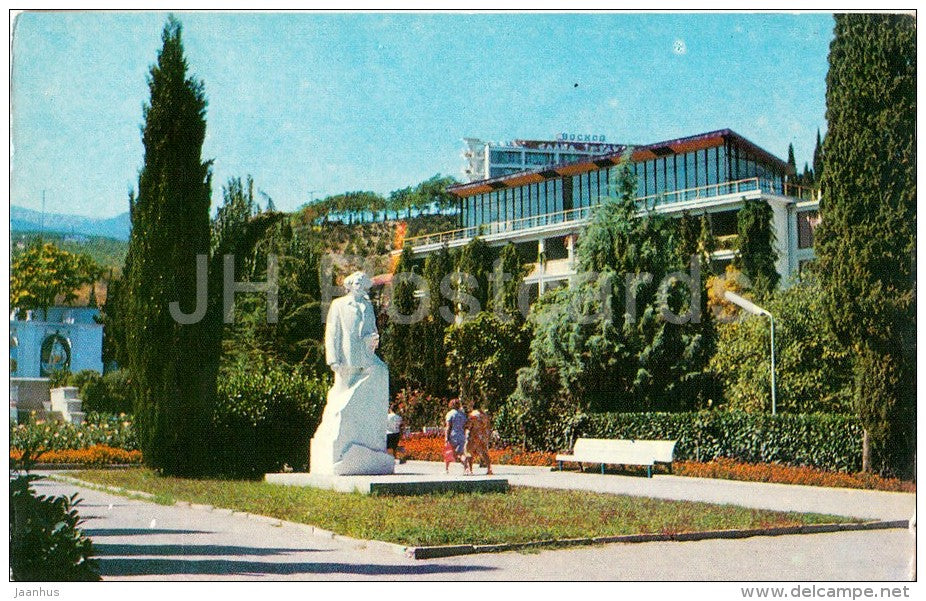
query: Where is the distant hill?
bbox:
[10,230,128,273]
[11,205,131,241]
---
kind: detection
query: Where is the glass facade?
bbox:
[490,150,523,164]
[460,137,787,229]
[525,151,555,166]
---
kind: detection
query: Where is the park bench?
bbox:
[556,438,677,478]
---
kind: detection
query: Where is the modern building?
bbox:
[410,129,820,294]
[463,136,625,181]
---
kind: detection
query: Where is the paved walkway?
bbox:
[33,462,915,581]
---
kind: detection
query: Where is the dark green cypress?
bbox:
[490,242,527,317]
[815,14,915,477]
[676,211,701,267]
[455,237,494,313]
[812,128,824,185]
[124,17,215,476]
[786,143,797,184]
[734,200,779,298]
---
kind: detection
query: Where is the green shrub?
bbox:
[393,388,450,432]
[10,463,100,581]
[10,412,137,451]
[497,410,863,473]
[47,368,71,389]
[69,369,134,415]
[211,354,328,478]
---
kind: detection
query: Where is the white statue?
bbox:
[309,271,395,476]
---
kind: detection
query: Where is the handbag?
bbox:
[443,441,457,462]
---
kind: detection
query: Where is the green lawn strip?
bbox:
[69,468,856,547]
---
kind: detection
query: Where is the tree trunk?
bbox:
[862,429,871,473]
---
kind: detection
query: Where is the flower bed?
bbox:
[10,413,137,451]
[401,432,913,492]
[10,445,143,466]
[674,457,914,493]
[401,431,557,467]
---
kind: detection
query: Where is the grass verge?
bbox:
[70,468,856,546]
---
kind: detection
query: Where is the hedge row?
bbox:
[500,411,864,473]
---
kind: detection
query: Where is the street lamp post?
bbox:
[723,291,777,415]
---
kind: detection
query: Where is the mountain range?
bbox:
[10,205,131,240]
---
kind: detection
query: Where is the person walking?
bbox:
[386,405,405,464]
[463,407,493,475]
[444,399,467,473]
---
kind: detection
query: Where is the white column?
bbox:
[538,238,546,295]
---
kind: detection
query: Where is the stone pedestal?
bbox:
[50,386,86,425]
[309,363,394,476]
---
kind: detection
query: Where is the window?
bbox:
[552,179,563,212]
[797,210,820,249]
[652,158,664,196]
[706,147,718,186]
[562,177,573,211]
[696,150,708,187]
[525,151,554,166]
[559,153,583,164]
[676,154,688,191]
[717,146,728,183]
[490,150,522,164]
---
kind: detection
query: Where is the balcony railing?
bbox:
[404,177,816,250]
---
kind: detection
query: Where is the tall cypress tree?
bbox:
[734,199,779,298]
[786,143,797,184]
[815,14,915,477]
[418,244,454,395]
[812,128,824,186]
[124,17,215,476]
[676,211,701,266]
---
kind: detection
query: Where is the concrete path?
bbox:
[33,462,916,581]
[443,461,914,521]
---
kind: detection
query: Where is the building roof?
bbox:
[448,129,791,197]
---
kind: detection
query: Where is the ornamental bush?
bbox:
[10,467,100,581]
[496,410,863,473]
[210,354,328,478]
[70,369,134,415]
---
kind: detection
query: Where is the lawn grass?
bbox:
[69,468,855,547]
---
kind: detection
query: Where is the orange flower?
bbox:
[10,445,143,466]
[674,458,914,493]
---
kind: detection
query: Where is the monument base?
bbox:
[264,471,510,496]
[310,441,396,476]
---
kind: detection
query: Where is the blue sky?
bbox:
[11,11,834,219]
